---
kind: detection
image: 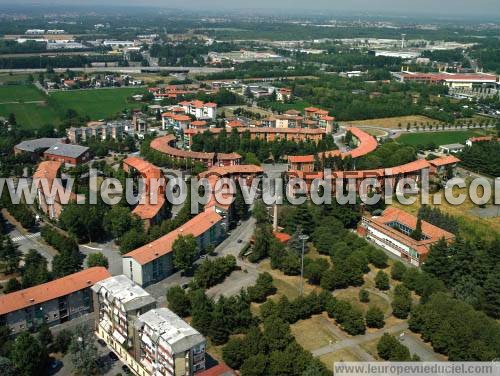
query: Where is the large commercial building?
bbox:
[392,71,498,89]
[92,275,206,376]
[0,267,110,334]
[359,207,455,266]
[123,209,225,286]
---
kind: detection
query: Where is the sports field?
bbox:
[396,130,483,146]
[0,103,60,129]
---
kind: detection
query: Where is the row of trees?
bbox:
[459,141,500,177]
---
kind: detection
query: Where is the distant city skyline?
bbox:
[0,0,499,18]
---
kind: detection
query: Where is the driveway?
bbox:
[79,240,124,276]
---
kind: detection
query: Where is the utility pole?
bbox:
[299,234,309,296]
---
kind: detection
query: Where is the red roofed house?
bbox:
[359,207,455,266]
[288,155,315,172]
[0,267,110,334]
[276,88,292,102]
[123,209,225,286]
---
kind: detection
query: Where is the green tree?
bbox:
[173,234,198,273]
[86,252,109,269]
[4,277,21,293]
[392,284,412,319]
[365,306,385,328]
[22,249,50,288]
[482,265,500,318]
[410,218,423,241]
[119,228,148,254]
[0,357,16,376]
[69,325,99,376]
[252,200,268,224]
[37,324,53,349]
[53,329,72,354]
[166,286,191,317]
[103,206,136,238]
[241,354,267,376]
[377,333,411,361]
[359,289,370,303]
[11,332,47,376]
[391,261,407,281]
[375,270,390,291]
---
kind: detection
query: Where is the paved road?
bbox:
[4,220,56,268]
[79,240,123,276]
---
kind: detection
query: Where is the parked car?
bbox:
[108,351,119,361]
[122,365,132,374]
[97,338,106,347]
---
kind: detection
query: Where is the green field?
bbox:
[397,130,483,147]
[49,87,146,120]
[0,85,147,129]
[0,103,60,129]
[0,84,46,102]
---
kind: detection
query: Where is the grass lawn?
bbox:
[0,84,46,102]
[319,349,363,370]
[291,314,342,351]
[0,102,61,129]
[396,130,483,147]
[49,87,146,120]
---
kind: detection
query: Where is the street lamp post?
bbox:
[299,234,309,296]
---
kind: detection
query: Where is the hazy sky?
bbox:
[1,0,499,17]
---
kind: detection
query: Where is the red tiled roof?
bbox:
[124,210,223,265]
[33,161,62,182]
[150,135,215,161]
[227,120,244,128]
[428,155,460,167]
[368,207,455,256]
[217,152,242,161]
[468,136,495,143]
[274,232,291,244]
[288,155,314,163]
[183,127,325,136]
[196,363,236,376]
[191,120,208,127]
[304,107,319,112]
[172,115,191,122]
[198,165,263,179]
[0,267,110,315]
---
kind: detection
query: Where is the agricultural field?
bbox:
[0,84,147,129]
[0,84,46,102]
[396,130,483,147]
[0,102,60,129]
[49,87,146,120]
[341,115,440,129]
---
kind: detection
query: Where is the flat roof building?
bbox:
[134,308,206,375]
[93,275,205,376]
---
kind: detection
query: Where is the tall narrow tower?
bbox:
[401,34,406,49]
